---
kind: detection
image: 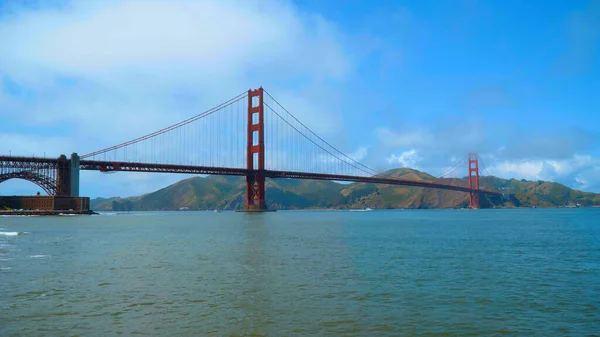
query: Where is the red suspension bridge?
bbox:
[0,87,503,210]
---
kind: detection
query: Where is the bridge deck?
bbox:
[78,160,502,196]
[1,155,59,166]
[0,156,502,196]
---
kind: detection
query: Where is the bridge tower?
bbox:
[243,87,268,212]
[53,153,80,197]
[468,152,480,209]
[70,153,80,197]
[56,154,71,196]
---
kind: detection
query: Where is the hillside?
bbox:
[91,168,600,211]
[478,176,600,207]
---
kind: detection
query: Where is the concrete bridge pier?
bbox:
[70,153,80,197]
[56,155,71,196]
[55,153,80,197]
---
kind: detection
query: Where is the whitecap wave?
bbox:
[0,266,12,271]
[1,215,37,217]
[29,255,50,259]
[0,232,23,236]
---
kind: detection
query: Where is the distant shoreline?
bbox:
[92,206,599,212]
[0,210,97,216]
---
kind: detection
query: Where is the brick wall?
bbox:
[0,196,90,211]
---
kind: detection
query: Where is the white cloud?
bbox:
[1,0,348,82]
[348,146,368,162]
[386,149,421,168]
[487,154,600,183]
[575,174,589,189]
[546,154,593,175]
[574,166,600,191]
[491,160,544,180]
[0,0,357,197]
[0,0,352,148]
[375,118,600,192]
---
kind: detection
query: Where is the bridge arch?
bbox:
[0,171,57,195]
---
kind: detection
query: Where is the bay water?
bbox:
[1,209,599,335]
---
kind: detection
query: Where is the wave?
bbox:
[0,215,40,217]
[349,208,374,212]
[0,231,26,236]
[29,255,50,259]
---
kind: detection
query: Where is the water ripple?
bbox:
[1,209,599,335]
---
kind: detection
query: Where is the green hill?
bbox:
[478,176,600,207]
[91,169,600,211]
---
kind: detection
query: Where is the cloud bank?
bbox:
[0,0,357,197]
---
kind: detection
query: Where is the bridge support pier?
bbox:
[54,153,81,197]
[469,191,480,209]
[468,153,480,209]
[56,155,71,196]
[245,172,267,211]
[242,87,271,212]
[70,153,80,197]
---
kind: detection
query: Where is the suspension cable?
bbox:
[263,90,379,176]
[264,102,377,177]
[81,91,248,159]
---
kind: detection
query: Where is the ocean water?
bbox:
[1,209,599,336]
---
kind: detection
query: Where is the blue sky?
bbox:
[1,0,599,197]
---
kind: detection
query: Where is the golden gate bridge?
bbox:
[0,87,502,210]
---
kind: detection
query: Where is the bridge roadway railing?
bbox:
[78,160,502,196]
[0,155,59,167]
[79,160,248,176]
[263,170,502,196]
[0,157,502,196]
